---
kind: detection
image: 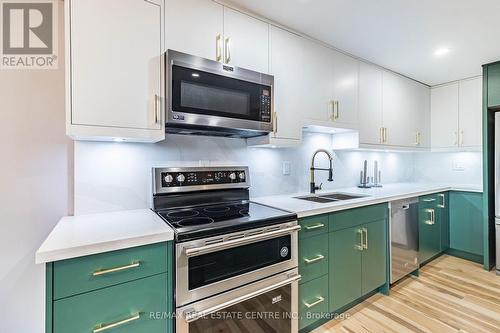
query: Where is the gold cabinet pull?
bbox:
[379,127,384,143]
[304,254,325,264]
[93,313,141,333]
[304,296,325,309]
[334,101,340,120]
[437,194,445,208]
[356,229,364,251]
[362,227,368,250]
[383,127,388,143]
[329,100,335,120]
[92,262,140,277]
[273,111,278,134]
[460,130,464,146]
[154,94,161,125]
[215,34,222,62]
[415,132,420,146]
[224,37,231,64]
[305,223,325,230]
[424,209,435,225]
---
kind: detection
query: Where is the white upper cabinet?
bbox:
[165,1,269,73]
[301,40,334,122]
[67,0,164,142]
[222,7,269,73]
[382,71,417,147]
[267,26,304,141]
[330,50,359,126]
[459,77,482,148]
[431,77,482,150]
[358,62,383,145]
[165,0,223,61]
[410,79,431,148]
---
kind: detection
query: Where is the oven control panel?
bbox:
[159,169,247,188]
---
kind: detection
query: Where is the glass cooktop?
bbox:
[156,201,296,242]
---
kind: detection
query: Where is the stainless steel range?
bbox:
[152,166,300,333]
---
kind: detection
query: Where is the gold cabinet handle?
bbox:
[305,223,325,230]
[437,194,445,208]
[424,209,435,225]
[304,296,325,309]
[92,262,140,277]
[215,34,222,62]
[362,227,368,250]
[154,94,161,125]
[460,130,464,146]
[304,254,325,264]
[356,229,364,251]
[224,37,231,64]
[273,111,278,134]
[329,100,335,120]
[334,101,340,120]
[93,313,141,333]
[384,127,388,143]
[414,132,420,146]
[418,132,421,145]
[379,127,383,143]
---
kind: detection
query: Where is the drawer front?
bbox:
[299,214,329,239]
[299,275,329,330]
[299,234,329,283]
[54,242,168,299]
[330,204,388,232]
[54,273,168,333]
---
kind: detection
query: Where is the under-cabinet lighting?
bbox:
[192,73,200,78]
[113,138,125,142]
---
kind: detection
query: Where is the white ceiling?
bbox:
[226,0,500,86]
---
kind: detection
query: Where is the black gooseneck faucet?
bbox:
[310,149,334,194]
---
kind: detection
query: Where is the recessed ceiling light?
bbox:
[434,47,450,57]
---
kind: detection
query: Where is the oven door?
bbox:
[176,268,300,333]
[167,50,274,132]
[176,222,299,307]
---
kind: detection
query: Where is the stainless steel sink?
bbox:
[294,192,366,203]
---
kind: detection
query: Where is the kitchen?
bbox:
[1,0,499,332]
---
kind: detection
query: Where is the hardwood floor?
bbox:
[312,255,500,333]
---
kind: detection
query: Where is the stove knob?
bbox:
[164,174,173,183]
[176,173,186,183]
[229,172,236,181]
[238,172,246,180]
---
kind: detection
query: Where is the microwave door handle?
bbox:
[184,225,301,257]
[182,274,301,323]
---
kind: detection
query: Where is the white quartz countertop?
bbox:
[36,209,174,264]
[252,183,483,218]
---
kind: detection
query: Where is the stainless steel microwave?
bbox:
[165,50,274,138]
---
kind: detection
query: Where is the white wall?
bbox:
[74,132,415,214]
[0,2,71,332]
[413,151,483,185]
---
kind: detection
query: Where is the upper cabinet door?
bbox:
[223,7,269,73]
[301,40,334,122]
[411,81,431,148]
[330,51,359,126]
[382,71,414,147]
[431,83,459,148]
[165,0,223,61]
[70,0,163,131]
[269,26,304,140]
[358,62,383,145]
[459,77,482,147]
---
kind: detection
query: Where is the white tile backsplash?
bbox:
[74,133,482,215]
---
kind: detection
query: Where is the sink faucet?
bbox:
[310,149,334,194]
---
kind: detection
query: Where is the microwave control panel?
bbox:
[260,88,272,122]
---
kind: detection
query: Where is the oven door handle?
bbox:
[184,224,301,257]
[182,274,301,323]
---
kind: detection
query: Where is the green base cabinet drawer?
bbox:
[299,214,329,239]
[299,234,328,283]
[54,273,168,333]
[299,275,329,330]
[330,204,387,232]
[54,242,168,299]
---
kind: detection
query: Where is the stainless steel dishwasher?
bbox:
[390,198,419,283]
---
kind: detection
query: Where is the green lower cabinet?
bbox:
[361,219,387,294]
[449,191,483,256]
[439,193,450,252]
[299,275,329,330]
[418,194,442,263]
[299,233,329,283]
[54,273,168,333]
[329,225,362,311]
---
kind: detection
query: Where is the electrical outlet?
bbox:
[282,161,291,176]
[452,160,465,171]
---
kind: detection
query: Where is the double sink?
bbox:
[294,192,366,203]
